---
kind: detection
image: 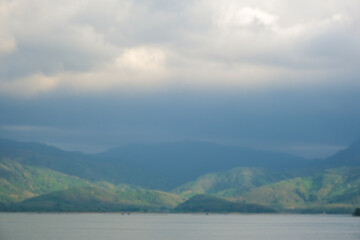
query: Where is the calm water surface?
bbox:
[0,213,359,240]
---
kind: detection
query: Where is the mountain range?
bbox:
[0,137,359,213]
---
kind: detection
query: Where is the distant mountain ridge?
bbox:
[0,138,311,190]
[97,141,311,189]
[170,139,360,213]
[0,138,167,189]
[324,138,360,166]
[1,137,360,213]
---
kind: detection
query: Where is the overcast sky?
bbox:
[1,0,360,158]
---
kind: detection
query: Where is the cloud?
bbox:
[216,6,278,27]
[118,47,166,72]
[0,0,118,79]
[0,1,17,55]
[51,46,170,93]
[0,0,359,97]
[0,73,59,97]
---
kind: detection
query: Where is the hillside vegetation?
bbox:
[0,159,89,203]
[0,156,183,211]
[4,186,183,212]
[1,137,360,213]
[238,167,360,212]
[175,194,275,213]
[172,167,287,198]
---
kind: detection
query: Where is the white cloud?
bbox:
[216,6,278,27]
[50,46,170,93]
[0,0,359,97]
[0,1,17,55]
[0,74,59,97]
[117,47,166,72]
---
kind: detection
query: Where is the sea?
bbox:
[0,213,359,240]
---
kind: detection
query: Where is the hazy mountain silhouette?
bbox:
[0,138,311,189]
[1,137,360,212]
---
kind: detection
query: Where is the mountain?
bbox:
[237,167,360,212]
[171,139,360,213]
[175,166,360,213]
[175,194,275,213]
[322,138,360,167]
[0,138,168,189]
[97,141,310,189]
[0,159,90,203]
[0,138,311,190]
[0,138,103,180]
[1,137,360,213]
[0,157,183,211]
[172,167,288,198]
[3,186,183,212]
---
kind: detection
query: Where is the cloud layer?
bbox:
[1,0,360,157]
[1,0,359,97]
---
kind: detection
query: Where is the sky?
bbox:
[0,0,360,158]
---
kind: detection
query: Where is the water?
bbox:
[0,213,359,240]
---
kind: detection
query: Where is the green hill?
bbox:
[172,165,360,213]
[4,186,183,212]
[1,137,360,213]
[0,138,170,190]
[175,194,275,213]
[0,159,89,203]
[237,167,360,213]
[0,138,309,190]
[172,167,287,198]
[0,157,183,212]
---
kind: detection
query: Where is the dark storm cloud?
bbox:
[1,83,360,157]
[0,0,360,157]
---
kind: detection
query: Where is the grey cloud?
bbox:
[1,0,360,158]
[0,45,108,80]
[1,0,359,93]
[303,24,360,67]
[1,84,360,157]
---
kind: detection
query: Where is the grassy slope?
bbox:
[0,158,183,211]
[6,186,183,212]
[175,194,275,213]
[1,137,360,212]
[237,167,360,212]
[0,158,90,203]
[0,138,170,190]
[0,138,310,191]
[172,167,287,198]
[172,165,360,213]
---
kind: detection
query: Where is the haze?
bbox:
[1,0,360,158]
